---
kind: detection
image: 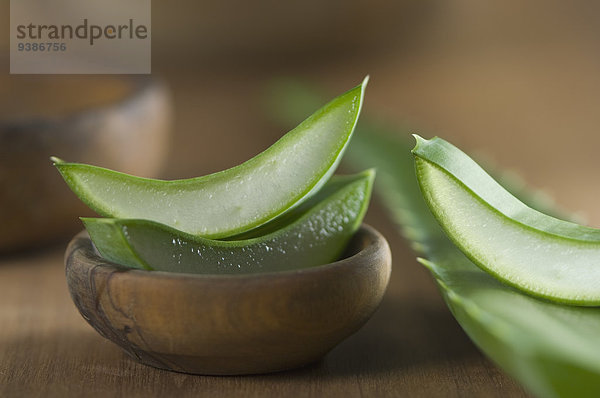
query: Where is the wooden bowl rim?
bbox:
[66,223,390,282]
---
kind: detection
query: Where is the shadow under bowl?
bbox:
[65,224,391,375]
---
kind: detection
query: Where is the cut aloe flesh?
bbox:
[223,171,370,241]
[412,136,600,305]
[82,170,374,274]
[53,77,368,238]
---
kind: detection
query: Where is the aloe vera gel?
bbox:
[55,78,374,274]
[53,77,368,239]
[413,136,600,306]
[82,171,373,274]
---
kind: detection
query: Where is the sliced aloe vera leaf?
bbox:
[412,136,600,305]
[343,126,600,398]
[53,77,368,239]
[82,170,374,274]
[265,81,600,397]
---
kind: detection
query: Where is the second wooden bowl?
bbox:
[65,224,391,375]
[0,76,171,252]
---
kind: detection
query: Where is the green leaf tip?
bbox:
[416,257,435,270]
[353,75,369,114]
[50,156,64,165]
[411,134,428,154]
[361,75,370,88]
[361,167,376,180]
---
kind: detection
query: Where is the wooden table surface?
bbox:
[3,2,600,396]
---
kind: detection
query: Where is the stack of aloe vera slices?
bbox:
[54,78,374,274]
[270,82,600,398]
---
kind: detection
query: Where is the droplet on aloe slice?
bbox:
[413,135,600,306]
[53,77,368,238]
[82,170,374,274]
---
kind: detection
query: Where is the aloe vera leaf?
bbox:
[263,82,600,398]
[53,77,368,239]
[82,170,374,274]
[413,136,600,305]
[348,131,600,398]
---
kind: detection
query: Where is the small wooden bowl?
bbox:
[65,224,391,375]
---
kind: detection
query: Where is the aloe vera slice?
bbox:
[272,80,600,398]
[53,77,368,238]
[412,136,600,305]
[350,133,600,397]
[82,170,374,274]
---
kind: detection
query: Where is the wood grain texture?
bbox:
[64,225,391,375]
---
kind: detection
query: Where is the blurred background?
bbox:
[2,1,600,395]
[2,0,600,251]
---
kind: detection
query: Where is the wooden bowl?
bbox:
[0,76,171,252]
[65,224,391,375]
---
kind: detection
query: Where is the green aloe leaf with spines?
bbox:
[351,132,600,398]
[267,80,600,398]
